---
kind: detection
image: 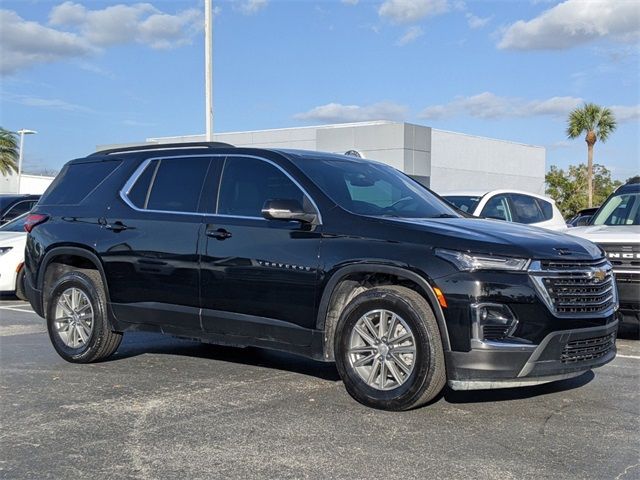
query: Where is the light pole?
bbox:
[204,0,214,141]
[17,129,37,194]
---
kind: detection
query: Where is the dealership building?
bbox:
[139,121,546,194]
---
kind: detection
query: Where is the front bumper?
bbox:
[447,320,618,390]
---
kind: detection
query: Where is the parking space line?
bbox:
[617,354,640,360]
[0,306,34,313]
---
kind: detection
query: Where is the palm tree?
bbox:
[566,103,617,207]
[0,127,19,176]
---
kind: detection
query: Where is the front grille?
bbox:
[598,243,640,270]
[561,333,616,363]
[530,259,617,317]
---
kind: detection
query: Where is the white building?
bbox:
[0,172,55,194]
[141,121,546,194]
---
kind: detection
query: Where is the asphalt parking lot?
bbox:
[1,299,639,480]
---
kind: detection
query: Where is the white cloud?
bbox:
[1,3,204,74]
[295,102,408,123]
[341,0,360,4]
[466,13,491,29]
[0,9,94,75]
[396,26,424,46]
[420,92,584,120]
[236,0,268,15]
[49,2,202,49]
[498,0,640,50]
[611,105,640,123]
[378,0,449,24]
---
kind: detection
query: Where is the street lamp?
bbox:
[17,129,37,194]
[204,0,214,141]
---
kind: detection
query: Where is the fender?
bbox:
[317,264,452,359]
[37,246,120,328]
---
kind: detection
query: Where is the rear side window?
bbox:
[40,161,121,205]
[510,194,544,224]
[536,198,553,220]
[126,157,211,213]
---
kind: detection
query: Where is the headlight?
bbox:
[435,248,530,272]
[0,247,13,256]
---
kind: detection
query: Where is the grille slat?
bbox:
[530,259,617,317]
[561,333,616,363]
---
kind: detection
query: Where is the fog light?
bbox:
[471,303,518,341]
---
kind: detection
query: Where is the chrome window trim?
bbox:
[119,153,323,224]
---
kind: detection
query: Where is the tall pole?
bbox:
[205,0,214,141]
[16,129,36,194]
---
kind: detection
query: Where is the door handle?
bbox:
[206,228,232,240]
[105,221,129,232]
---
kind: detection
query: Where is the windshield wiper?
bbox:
[429,213,458,218]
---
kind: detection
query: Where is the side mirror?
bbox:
[261,199,318,224]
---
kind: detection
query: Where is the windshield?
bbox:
[443,195,482,214]
[591,191,640,226]
[291,156,460,219]
[0,212,28,232]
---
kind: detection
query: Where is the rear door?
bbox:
[199,154,322,345]
[96,155,212,332]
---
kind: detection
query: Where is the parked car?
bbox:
[568,180,639,336]
[442,190,567,231]
[567,207,599,227]
[0,194,40,225]
[24,143,618,410]
[0,213,29,299]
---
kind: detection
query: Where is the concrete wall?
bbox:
[0,173,55,194]
[429,129,546,194]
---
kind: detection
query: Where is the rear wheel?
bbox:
[335,285,446,411]
[46,270,122,363]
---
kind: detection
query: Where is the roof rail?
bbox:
[90,141,235,156]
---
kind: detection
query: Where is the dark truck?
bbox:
[23,143,618,410]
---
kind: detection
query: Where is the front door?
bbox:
[199,155,322,345]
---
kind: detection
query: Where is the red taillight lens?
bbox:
[24,214,49,233]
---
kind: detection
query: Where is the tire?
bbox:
[46,269,122,363]
[334,285,446,411]
[15,267,26,301]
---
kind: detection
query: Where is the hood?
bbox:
[567,225,640,245]
[0,231,27,246]
[381,217,603,260]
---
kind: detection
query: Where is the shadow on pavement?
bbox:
[110,331,342,382]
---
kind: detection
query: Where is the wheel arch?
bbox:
[317,264,451,361]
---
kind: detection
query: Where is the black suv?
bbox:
[24,143,619,410]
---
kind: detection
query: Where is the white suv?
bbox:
[441,190,567,231]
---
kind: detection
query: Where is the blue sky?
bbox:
[1,0,639,180]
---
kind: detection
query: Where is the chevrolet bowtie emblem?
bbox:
[593,269,607,282]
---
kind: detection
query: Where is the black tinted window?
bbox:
[510,194,544,224]
[40,161,121,205]
[2,200,35,220]
[218,156,306,217]
[536,198,553,220]
[146,157,210,212]
[127,160,158,208]
[482,194,512,221]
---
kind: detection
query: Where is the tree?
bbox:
[546,163,622,218]
[566,103,617,207]
[0,127,19,176]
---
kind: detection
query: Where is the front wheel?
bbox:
[335,285,446,410]
[46,270,122,363]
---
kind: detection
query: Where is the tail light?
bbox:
[24,214,49,233]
